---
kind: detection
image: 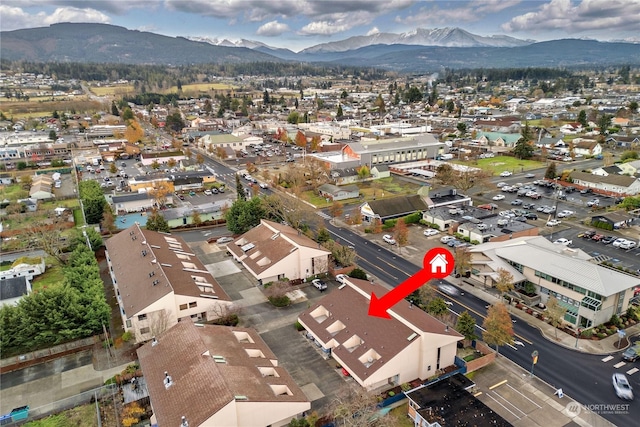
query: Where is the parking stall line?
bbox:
[489,380,507,390]
[506,383,542,409]
[490,390,527,418]
[485,393,522,420]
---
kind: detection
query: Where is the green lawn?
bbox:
[23,404,98,427]
[0,183,27,201]
[31,264,65,291]
[455,156,545,175]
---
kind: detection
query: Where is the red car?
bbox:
[591,234,605,241]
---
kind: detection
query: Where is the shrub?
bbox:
[349,268,368,280]
[610,314,622,328]
[401,383,411,392]
[580,329,593,338]
[268,295,291,307]
[122,331,133,342]
[294,321,305,331]
[404,212,422,224]
[388,391,395,397]
[597,332,607,339]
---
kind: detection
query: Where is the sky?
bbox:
[1,0,639,52]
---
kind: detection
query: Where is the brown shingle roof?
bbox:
[298,278,461,380]
[227,220,330,276]
[105,224,229,318]
[137,322,309,427]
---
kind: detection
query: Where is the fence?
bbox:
[0,336,97,372]
[0,384,118,426]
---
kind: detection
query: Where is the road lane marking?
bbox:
[627,367,639,375]
[602,356,614,362]
[489,380,507,390]
[613,361,627,368]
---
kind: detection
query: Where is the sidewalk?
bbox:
[450,276,640,355]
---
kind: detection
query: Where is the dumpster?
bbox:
[10,406,29,422]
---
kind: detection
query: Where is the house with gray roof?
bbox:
[0,276,31,307]
[360,194,429,223]
[317,183,360,201]
[467,236,640,329]
[137,321,309,427]
[112,192,156,214]
[570,171,640,195]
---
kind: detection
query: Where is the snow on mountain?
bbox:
[187,36,271,50]
[301,27,534,54]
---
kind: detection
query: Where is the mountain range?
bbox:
[2,23,640,72]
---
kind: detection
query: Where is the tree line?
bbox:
[0,244,111,357]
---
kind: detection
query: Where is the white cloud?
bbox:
[366,27,381,36]
[502,0,640,34]
[474,0,521,14]
[0,5,110,31]
[3,0,153,14]
[256,20,290,37]
[299,21,352,36]
[397,4,478,26]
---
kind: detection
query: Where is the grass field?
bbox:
[89,85,135,96]
[23,403,98,427]
[171,82,238,93]
[456,156,545,175]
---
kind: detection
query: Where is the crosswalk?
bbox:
[602,355,639,376]
[317,211,331,220]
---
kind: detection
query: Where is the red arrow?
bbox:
[368,248,455,319]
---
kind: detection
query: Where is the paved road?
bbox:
[324,219,640,427]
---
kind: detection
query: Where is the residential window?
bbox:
[126,320,132,328]
[189,301,197,308]
[138,314,147,321]
[179,304,188,310]
[139,327,150,335]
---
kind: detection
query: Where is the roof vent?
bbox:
[149,271,155,277]
[141,241,147,245]
[181,416,189,427]
[152,279,159,286]
[141,250,147,257]
[151,336,158,347]
[163,371,173,389]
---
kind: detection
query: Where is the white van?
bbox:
[440,153,454,160]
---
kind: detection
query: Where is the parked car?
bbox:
[215,236,234,244]
[612,373,634,400]
[591,234,605,242]
[499,171,512,177]
[522,202,535,209]
[553,238,572,245]
[546,219,562,227]
[619,240,637,250]
[477,204,495,210]
[523,213,538,220]
[492,194,506,201]
[511,199,523,206]
[587,199,600,207]
[204,189,212,196]
[579,230,597,239]
[441,236,456,244]
[259,182,268,189]
[423,229,440,237]
[446,239,460,247]
[612,238,629,248]
[601,235,616,244]
[383,234,396,245]
[312,279,328,292]
[557,210,575,218]
[622,344,640,362]
[496,182,507,188]
[580,188,593,194]
[335,274,348,284]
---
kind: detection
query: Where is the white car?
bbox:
[612,238,629,248]
[335,274,348,284]
[500,171,512,177]
[557,210,575,218]
[383,234,396,245]
[492,194,506,201]
[496,182,507,188]
[215,236,234,244]
[438,284,459,296]
[546,219,562,227]
[553,238,572,245]
[259,182,268,189]
[612,373,633,400]
[441,235,456,244]
[204,189,212,196]
[619,240,637,250]
[311,279,328,291]
[423,229,440,237]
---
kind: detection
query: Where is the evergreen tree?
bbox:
[145,209,170,232]
[111,101,119,116]
[577,110,588,127]
[545,162,557,180]
[455,311,478,342]
[336,104,344,119]
[236,174,246,201]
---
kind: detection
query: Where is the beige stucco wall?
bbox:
[236,401,310,427]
